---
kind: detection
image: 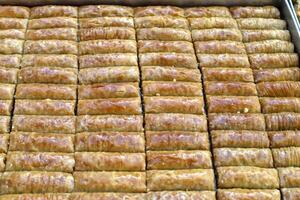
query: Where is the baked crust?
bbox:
[79,54,137,68]
[137,28,191,41]
[0,29,25,40]
[0,84,15,100]
[217,166,279,189]
[257,81,300,97]
[75,152,145,171]
[135,6,184,17]
[0,39,23,54]
[249,53,298,69]
[80,27,135,41]
[217,189,280,200]
[0,153,5,171]
[269,131,300,148]
[195,41,246,54]
[0,6,30,18]
[147,150,212,169]
[24,40,78,54]
[75,132,144,152]
[245,40,294,54]
[203,68,254,82]
[260,97,300,113]
[198,54,250,68]
[237,18,286,30]
[278,167,300,187]
[0,134,8,153]
[31,6,77,18]
[255,68,300,83]
[209,113,265,131]
[21,54,78,68]
[12,115,76,134]
[138,41,194,53]
[135,16,189,29]
[189,17,237,29]
[192,29,242,42]
[74,171,146,192]
[70,193,145,200]
[266,113,300,131]
[80,17,134,28]
[185,7,231,18]
[26,28,77,41]
[242,30,291,42]
[0,100,12,115]
[28,17,77,29]
[146,131,209,150]
[205,82,257,96]
[145,113,207,132]
[230,6,280,18]
[79,40,137,54]
[147,191,216,200]
[0,116,10,133]
[273,147,300,167]
[79,5,133,18]
[0,194,70,200]
[0,55,21,68]
[282,188,300,200]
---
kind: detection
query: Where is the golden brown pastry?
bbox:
[76,115,143,132]
[79,5,133,18]
[0,100,12,115]
[75,132,144,152]
[135,6,184,17]
[0,84,15,100]
[80,27,135,41]
[230,6,280,18]
[24,40,78,54]
[0,194,71,200]
[198,54,250,68]
[282,188,300,200]
[147,191,216,200]
[143,81,202,97]
[195,41,246,54]
[0,55,21,68]
[18,67,77,84]
[217,166,279,189]
[278,167,300,187]
[272,147,300,167]
[144,96,204,114]
[79,67,139,84]
[75,152,145,171]
[254,68,300,82]
[6,152,74,172]
[137,28,191,41]
[192,29,242,42]
[236,18,286,30]
[207,96,260,113]
[0,116,10,133]
[0,153,5,171]
[242,30,291,42]
[209,113,265,131]
[28,17,77,29]
[145,113,207,132]
[21,54,78,68]
[217,189,280,200]
[69,193,145,200]
[0,30,25,40]
[189,17,237,29]
[78,83,139,99]
[245,40,294,54]
[205,82,257,96]
[146,131,209,151]
[16,84,76,100]
[211,130,270,148]
[0,67,17,84]
[12,115,76,134]
[214,148,273,167]
[266,113,300,131]
[0,6,30,18]
[0,39,23,54]
[14,100,75,115]
[257,81,300,97]
[260,97,300,113]
[249,53,298,69]
[203,68,254,82]
[142,66,201,82]
[185,7,232,18]
[0,134,8,153]
[147,169,215,191]
[80,17,134,28]
[138,41,193,53]
[147,150,212,170]
[268,131,300,148]
[9,132,74,152]
[74,171,146,192]
[0,171,74,194]
[31,6,77,18]
[26,28,77,41]
[79,54,137,68]
[135,16,189,29]
[79,40,137,54]
[78,98,142,115]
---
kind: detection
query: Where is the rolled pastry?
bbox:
[145,113,207,132]
[14,100,75,115]
[0,30,25,39]
[134,6,184,17]
[0,84,15,100]
[12,115,76,134]
[0,39,23,54]
[195,41,246,54]
[0,55,21,68]
[230,6,280,18]
[0,6,30,18]
[75,152,145,171]
[189,17,238,29]
[30,6,77,18]
[76,115,143,132]
[0,67,17,84]
[79,5,133,17]
[242,30,291,42]
[278,167,300,187]
[137,28,191,41]
[236,18,286,30]
[79,40,137,54]
[24,40,78,54]
[80,27,135,41]
[257,81,300,97]
[79,54,137,68]
[185,7,232,18]
[217,189,280,200]
[146,131,209,151]
[260,97,300,113]
[75,132,144,152]
[69,193,144,200]
[143,81,202,97]
[197,54,250,68]
[138,40,194,53]
[0,194,70,200]
[147,191,216,200]
[21,54,78,68]
[26,28,77,41]
[205,82,257,96]
[0,100,12,115]
[192,29,242,42]
[80,17,134,28]
[268,131,300,148]
[211,130,269,148]
[245,40,294,54]
[209,113,265,131]
[147,150,212,169]
[0,171,74,194]
[254,68,300,83]
[135,16,189,29]
[0,134,8,153]
[272,147,300,167]
[28,17,77,29]
[281,188,300,200]
[0,116,10,133]
[0,153,4,171]
[203,68,254,82]
[9,132,74,152]
[74,171,146,192]
[266,113,300,131]
[249,53,298,69]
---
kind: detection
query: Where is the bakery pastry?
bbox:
[0,55,21,68]
[79,54,137,68]
[147,191,216,200]
[0,134,8,153]
[145,113,207,132]
[0,193,71,200]
[28,17,77,29]
[137,28,191,41]
[0,30,25,39]
[0,153,5,171]
[197,54,250,68]
[189,17,238,29]
[26,28,77,41]
[135,16,189,29]
[192,29,242,41]
[195,41,246,54]
[185,7,232,18]
[79,5,133,18]
[75,152,145,171]
[75,132,144,152]
[24,40,78,54]
[217,189,280,200]
[30,6,77,18]
[0,100,12,115]
[9,132,74,152]
[260,97,300,113]
[272,147,300,167]
[254,68,300,82]
[237,18,286,30]
[249,53,298,69]
[80,17,134,28]
[79,40,137,54]
[245,40,294,54]
[138,40,194,53]
[242,30,291,42]
[80,27,135,40]
[211,130,269,148]
[257,81,300,97]
[203,68,254,82]
[266,113,300,131]
[147,150,212,169]
[0,6,30,18]
[146,131,209,150]
[70,193,145,200]
[0,39,23,54]
[0,116,10,133]
[74,171,146,192]
[0,67,17,84]
[21,54,78,68]
[230,6,280,18]
[269,131,300,148]
[278,167,300,187]
[135,6,184,17]
[281,188,300,200]
[205,82,257,96]
[0,84,15,100]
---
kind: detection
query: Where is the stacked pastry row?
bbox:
[231,6,300,200]
[186,6,282,200]
[0,6,78,198]
[136,6,215,199]
[73,5,146,199]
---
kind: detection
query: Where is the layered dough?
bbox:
[134,6,184,17]
[194,41,246,54]
[21,54,78,68]
[138,40,194,53]
[185,7,232,18]
[242,30,291,42]
[205,82,257,96]
[202,68,254,82]
[80,27,135,40]
[79,40,137,54]
[24,40,78,54]
[230,6,280,18]
[189,17,238,29]
[257,82,300,97]
[79,5,133,18]
[265,113,300,131]
[278,167,300,187]
[135,16,189,29]
[282,188,300,200]
[272,147,300,167]
[218,189,280,200]
[0,100,12,115]
[192,29,242,41]
[0,6,30,18]
[0,194,71,200]
[254,68,300,82]
[0,134,9,153]
[137,28,191,41]
[260,97,300,113]
[249,53,299,69]
[26,28,77,41]
[69,193,144,200]
[268,131,300,148]
[80,17,134,28]
[197,54,250,68]
[30,6,77,18]
[245,40,294,54]
[28,17,78,29]
[236,18,286,30]
[79,54,137,68]
[147,191,215,200]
